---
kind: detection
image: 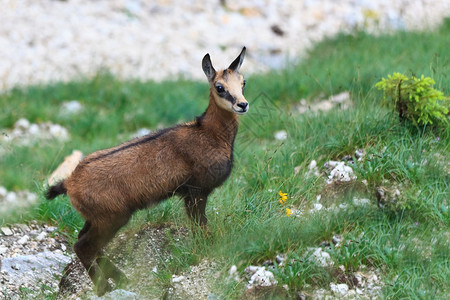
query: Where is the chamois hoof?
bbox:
[95,278,112,297]
[113,272,129,289]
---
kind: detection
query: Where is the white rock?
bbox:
[49,124,69,140]
[229,265,239,281]
[14,118,30,131]
[309,248,333,267]
[229,265,237,276]
[96,289,138,300]
[46,226,57,232]
[325,160,340,168]
[5,192,17,203]
[330,283,349,296]
[17,235,29,245]
[36,231,47,241]
[133,128,152,138]
[61,100,83,114]
[172,275,185,283]
[245,265,261,274]
[332,235,341,245]
[307,160,320,177]
[247,266,277,289]
[28,124,40,135]
[274,130,287,141]
[338,203,348,210]
[329,91,351,104]
[0,186,7,198]
[26,192,37,202]
[312,203,323,211]
[326,161,356,184]
[355,149,365,159]
[1,227,13,236]
[354,272,364,287]
[276,254,286,265]
[353,197,371,206]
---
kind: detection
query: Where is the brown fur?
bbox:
[45,47,248,296]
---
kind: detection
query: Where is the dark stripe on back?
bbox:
[85,118,202,164]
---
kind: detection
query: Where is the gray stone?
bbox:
[246,266,278,289]
[274,130,287,141]
[330,283,349,296]
[17,235,29,245]
[5,192,17,203]
[1,227,13,236]
[95,289,138,300]
[207,294,219,300]
[61,100,83,114]
[332,235,342,245]
[0,186,7,198]
[172,275,185,283]
[36,231,47,241]
[0,251,71,286]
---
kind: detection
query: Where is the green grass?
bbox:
[1,20,449,299]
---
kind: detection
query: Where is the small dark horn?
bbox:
[228,47,246,72]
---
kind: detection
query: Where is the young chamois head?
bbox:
[202,47,248,115]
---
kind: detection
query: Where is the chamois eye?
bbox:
[216,85,225,93]
[243,80,246,87]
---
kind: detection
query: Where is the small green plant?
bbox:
[375,73,449,126]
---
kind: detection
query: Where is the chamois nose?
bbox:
[237,102,248,110]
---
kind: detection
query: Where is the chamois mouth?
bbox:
[233,107,249,115]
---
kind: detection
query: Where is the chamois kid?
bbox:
[45,47,248,295]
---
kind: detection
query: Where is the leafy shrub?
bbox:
[375,73,449,126]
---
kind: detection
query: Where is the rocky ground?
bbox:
[1,221,385,299]
[1,0,449,90]
[0,221,71,299]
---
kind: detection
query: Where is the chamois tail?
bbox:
[45,181,67,200]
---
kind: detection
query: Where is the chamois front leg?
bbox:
[183,188,209,227]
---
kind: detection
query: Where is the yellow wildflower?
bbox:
[286,208,293,217]
[279,191,288,203]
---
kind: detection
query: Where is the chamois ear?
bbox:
[228,47,246,72]
[202,53,216,82]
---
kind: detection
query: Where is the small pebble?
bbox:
[17,235,30,245]
[1,227,13,236]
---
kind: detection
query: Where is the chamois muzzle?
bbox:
[236,101,249,114]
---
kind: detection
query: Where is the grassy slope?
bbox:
[1,20,449,298]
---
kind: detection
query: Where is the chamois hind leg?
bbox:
[95,215,130,286]
[78,220,91,239]
[74,222,111,296]
[183,188,209,227]
[74,215,130,296]
[59,221,94,292]
[96,251,129,287]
